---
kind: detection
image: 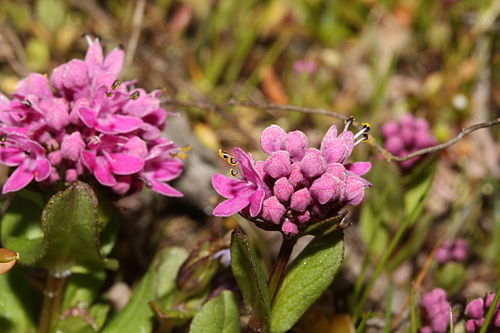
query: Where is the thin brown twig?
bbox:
[162,98,500,163]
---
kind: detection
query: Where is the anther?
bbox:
[0,133,7,143]
[22,100,32,108]
[354,133,368,146]
[218,149,230,160]
[106,92,113,97]
[354,125,370,139]
[229,169,239,177]
[228,157,238,166]
[130,91,140,100]
[23,150,31,156]
[111,79,121,90]
[361,122,371,133]
[180,145,192,152]
[343,116,355,132]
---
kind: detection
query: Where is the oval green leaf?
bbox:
[189,290,240,333]
[270,231,344,333]
[230,230,270,331]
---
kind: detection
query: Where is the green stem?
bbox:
[268,236,297,305]
[246,236,297,333]
[38,274,68,333]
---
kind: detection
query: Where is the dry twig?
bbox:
[162,99,500,163]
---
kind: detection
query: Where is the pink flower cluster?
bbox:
[435,239,468,264]
[381,114,437,169]
[212,122,371,235]
[420,288,454,333]
[465,294,500,332]
[0,37,183,196]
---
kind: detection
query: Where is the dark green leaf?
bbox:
[0,268,41,333]
[54,316,96,333]
[62,272,106,311]
[189,290,240,333]
[230,230,270,331]
[299,211,348,237]
[2,182,109,274]
[270,232,344,333]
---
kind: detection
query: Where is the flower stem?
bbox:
[38,274,68,333]
[268,236,297,305]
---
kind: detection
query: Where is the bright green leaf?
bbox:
[54,316,95,333]
[189,290,240,333]
[230,230,270,331]
[270,232,344,333]
[62,272,106,311]
[0,268,41,333]
[35,0,67,31]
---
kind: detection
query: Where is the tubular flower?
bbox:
[212,122,371,236]
[381,114,437,169]
[420,288,455,333]
[465,294,500,333]
[0,36,184,196]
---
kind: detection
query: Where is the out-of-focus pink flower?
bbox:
[212,122,371,236]
[293,59,317,75]
[0,36,184,196]
[465,294,500,333]
[381,114,437,169]
[420,288,455,333]
[436,239,469,264]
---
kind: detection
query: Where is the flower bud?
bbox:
[0,248,19,275]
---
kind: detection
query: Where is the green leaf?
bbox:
[54,316,96,333]
[299,211,348,237]
[402,158,437,223]
[0,268,41,333]
[270,232,344,333]
[230,230,270,331]
[102,247,188,333]
[1,190,45,265]
[62,272,106,311]
[189,290,240,333]
[2,183,108,274]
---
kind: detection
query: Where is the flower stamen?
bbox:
[343,116,355,132]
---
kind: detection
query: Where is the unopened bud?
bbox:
[0,248,19,275]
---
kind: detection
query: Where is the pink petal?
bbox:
[94,156,116,186]
[35,158,51,181]
[213,195,251,217]
[149,179,183,197]
[97,115,143,134]
[81,150,96,170]
[260,125,286,155]
[61,132,85,161]
[78,108,98,128]
[108,153,144,175]
[320,125,338,152]
[103,47,125,75]
[249,188,265,217]
[345,162,371,176]
[233,147,265,188]
[212,174,247,198]
[322,131,354,164]
[153,159,184,181]
[2,163,34,193]
[85,39,104,74]
[345,177,365,206]
[0,147,25,166]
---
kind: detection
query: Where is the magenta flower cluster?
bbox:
[436,239,468,264]
[381,114,437,169]
[465,294,500,332]
[0,37,183,196]
[420,288,454,333]
[212,123,371,235]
